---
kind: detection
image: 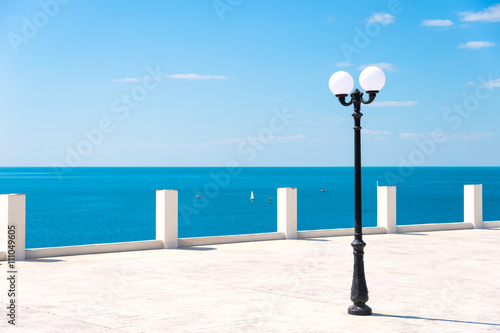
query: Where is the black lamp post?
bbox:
[328,66,386,316]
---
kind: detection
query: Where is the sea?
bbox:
[1,167,499,249]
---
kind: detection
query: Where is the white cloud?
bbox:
[363,129,390,142]
[114,78,141,82]
[460,4,500,22]
[399,132,495,142]
[464,81,476,86]
[212,134,305,146]
[421,19,453,27]
[458,41,495,49]
[167,74,229,80]
[368,101,418,107]
[275,134,305,143]
[358,62,395,72]
[367,13,395,26]
[399,133,427,139]
[363,129,390,136]
[482,78,500,88]
[462,132,495,141]
[335,61,353,67]
[114,74,230,82]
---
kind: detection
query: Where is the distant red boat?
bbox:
[320,189,327,192]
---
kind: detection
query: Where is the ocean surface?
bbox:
[0,167,499,249]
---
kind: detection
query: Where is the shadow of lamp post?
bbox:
[328,66,386,315]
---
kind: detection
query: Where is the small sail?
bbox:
[250,191,254,201]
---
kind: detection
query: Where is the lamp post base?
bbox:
[348,304,372,316]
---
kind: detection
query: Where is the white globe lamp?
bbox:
[329,71,354,96]
[359,66,386,93]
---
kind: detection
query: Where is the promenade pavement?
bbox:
[1,228,500,332]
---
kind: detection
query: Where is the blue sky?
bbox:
[1,0,499,167]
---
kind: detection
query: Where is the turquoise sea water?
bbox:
[0,167,499,249]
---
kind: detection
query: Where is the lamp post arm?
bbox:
[360,90,378,105]
[336,94,353,107]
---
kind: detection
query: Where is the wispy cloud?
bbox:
[421,19,453,27]
[208,134,305,146]
[367,101,418,107]
[358,62,395,72]
[363,129,390,136]
[274,134,305,143]
[482,78,500,88]
[114,78,141,82]
[400,132,495,142]
[459,3,500,22]
[399,133,427,140]
[335,61,353,67]
[367,13,395,26]
[115,73,230,82]
[458,41,495,49]
[464,81,476,86]
[167,74,229,80]
[362,129,390,142]
[461,132,495,141]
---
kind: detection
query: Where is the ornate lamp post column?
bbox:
[328,66,386,315]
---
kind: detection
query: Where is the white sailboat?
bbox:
[250,191,254,201]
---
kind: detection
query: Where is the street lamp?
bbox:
[328,66,386,316]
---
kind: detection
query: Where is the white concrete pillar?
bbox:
[377,186,397,234]
[156,190,178,249]
[277,187,297,239]
[0,194,26,260]
[464,184,482,229]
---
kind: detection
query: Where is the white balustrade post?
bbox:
[464,184,482,229]
[0,194,26,260]
[156,190,178,249]
[277,187,297,239]
[377,186,397,234]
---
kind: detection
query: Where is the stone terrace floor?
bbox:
[1,228,500,332]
